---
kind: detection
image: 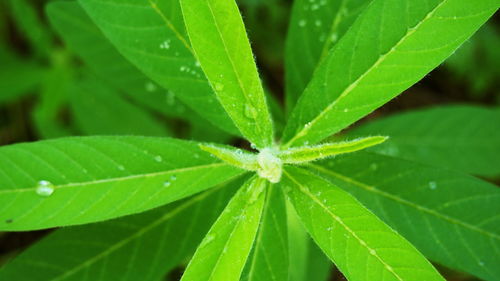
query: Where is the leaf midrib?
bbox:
[308,163,500,241]
[0,163,230,195]
[283,0,449,148]
[284,169,405,281]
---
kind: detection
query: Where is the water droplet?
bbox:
[304,122,312,129]
[330,33,338,42]
[478,261,485,266]
[235,149,243,155]
[36,180,55,197]
[429,181,437,190]
[200,234,216,247]
[343,108,349,113]
[163,181,171,187]
[369,249,377,255]
[315,19,322,26]
[311,4,319,10]
[159,39,170,49]
[326,226,333,231]
[250,143,257,150]
[195,61,201,67]
[298,19,307,27]
[118,165,125,171]
[145,82,157,92]
[170,175,177,181]
[244,104,257,119]
[166,91,176,106]
[370,163,378,171]
[154,155,163,162]
[215,83,224,91]
[194,153,200,159]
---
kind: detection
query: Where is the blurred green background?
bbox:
[0,0,498,280]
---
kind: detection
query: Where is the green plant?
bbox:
[0,0,499,281]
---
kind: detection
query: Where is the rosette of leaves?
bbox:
[0,0,499,281]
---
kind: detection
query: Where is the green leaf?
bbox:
[350,105,500,177]
[282,0,498,148]
[285,0,369,111]
[242,184,288,281]
[279,136,387,164]
[308,152,500,281]
[283,166,445,281]
[181,176,267,281]
[286,200,331,281]
[77,0,239,136]
[46,1,232,143]
[199,143,259,171]
[0,178,243,281]
[0,136,244,231]
[180,0,274,148]
[70,76,171,136]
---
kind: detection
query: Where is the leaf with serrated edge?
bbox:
[282,0,498,148]
[283,166,445,281]
[242,184,288,281]
[350,105,500,177]
[0,177,244,281]
[0,136,245,231]
[78,0,239,136]
[285,0,369,111]
[181,176,267,281]
[309,151,500,281]
[180,0,274,148]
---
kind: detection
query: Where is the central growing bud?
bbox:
[256,148,282,183]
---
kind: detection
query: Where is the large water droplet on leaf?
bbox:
[36,180,55,197]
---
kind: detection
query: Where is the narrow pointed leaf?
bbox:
[283,166,445,281]
[285,0,369,110]
[0,178,243,281]
[309,152,500,281]
[180,0,274,148]
[78,0,239,136]
[282,0,498,148]
[279,136,387,164]
[0,136,244,231]
[242,185,288,281]
[287,201,331,281]
[199,144,259,171]
[181,177,267,281]
[350,105,500,177]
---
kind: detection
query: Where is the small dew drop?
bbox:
[478,261,485,266]
[215,83,224,91]
[330,33,338,42]
[304,122,312,129]
[194,153,200,159]
[428,181,437,190]
[369,249,377,255]
[250,143,257,150]
[311,4,319,10]
[118,165,125,171]
[343,108,349,113]
[370,163,378,171]
[244,104,258,119]
[326,226,333,231]
[166,91,176,106]
[145,82,157,92]
[163,181,171,187]
[159,40,170,49]
[36,180,55,197]
[298,19,307,27]
[154,155,163,162]
[315,19,322,27]
[200,234,216,247]
[170,175,177,181]
[235,149,243,155]
[195,61,201,67]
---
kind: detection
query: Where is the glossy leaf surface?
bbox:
[283,166,445,281]
[310,152,500,280]
[180,0,274,148]
[282,0,498,148]
[0,178,242,281]
[0,136,244,231]
[181,177,266,281]
[350,105,500,177]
